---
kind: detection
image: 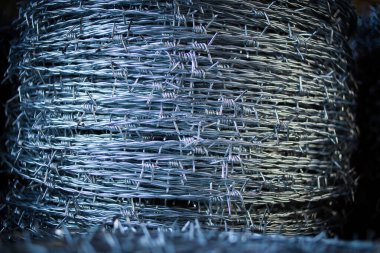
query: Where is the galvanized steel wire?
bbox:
[1,222,379,253]
[4,0,357,235]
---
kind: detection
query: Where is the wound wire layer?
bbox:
[4,0,357,235]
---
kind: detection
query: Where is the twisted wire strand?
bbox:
[4,0,357,235]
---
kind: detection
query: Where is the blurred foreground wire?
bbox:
[1,221,379,253]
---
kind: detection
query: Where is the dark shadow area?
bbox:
[344,50,380,240]
[341,5,380,240]
[0,0,17,219]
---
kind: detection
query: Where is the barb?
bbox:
[0,222,379,253]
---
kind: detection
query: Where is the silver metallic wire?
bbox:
[4,0,357,235]
[1,221,379,253]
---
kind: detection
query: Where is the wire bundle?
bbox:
[4,0,357,235]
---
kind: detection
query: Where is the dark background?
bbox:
[0,1,379,240]
[0,0,17,214]
[344,8,380,238]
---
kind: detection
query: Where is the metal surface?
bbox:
[4,0,357,235]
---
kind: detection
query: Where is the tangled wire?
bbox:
[1,221,379,253]
[4,0,357,235]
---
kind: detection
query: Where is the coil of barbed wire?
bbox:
[4,0,357,235]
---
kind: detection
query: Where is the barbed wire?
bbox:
[3,0,357,235]
[1,221,379,253]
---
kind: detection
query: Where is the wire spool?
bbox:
[4,0,357,235]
